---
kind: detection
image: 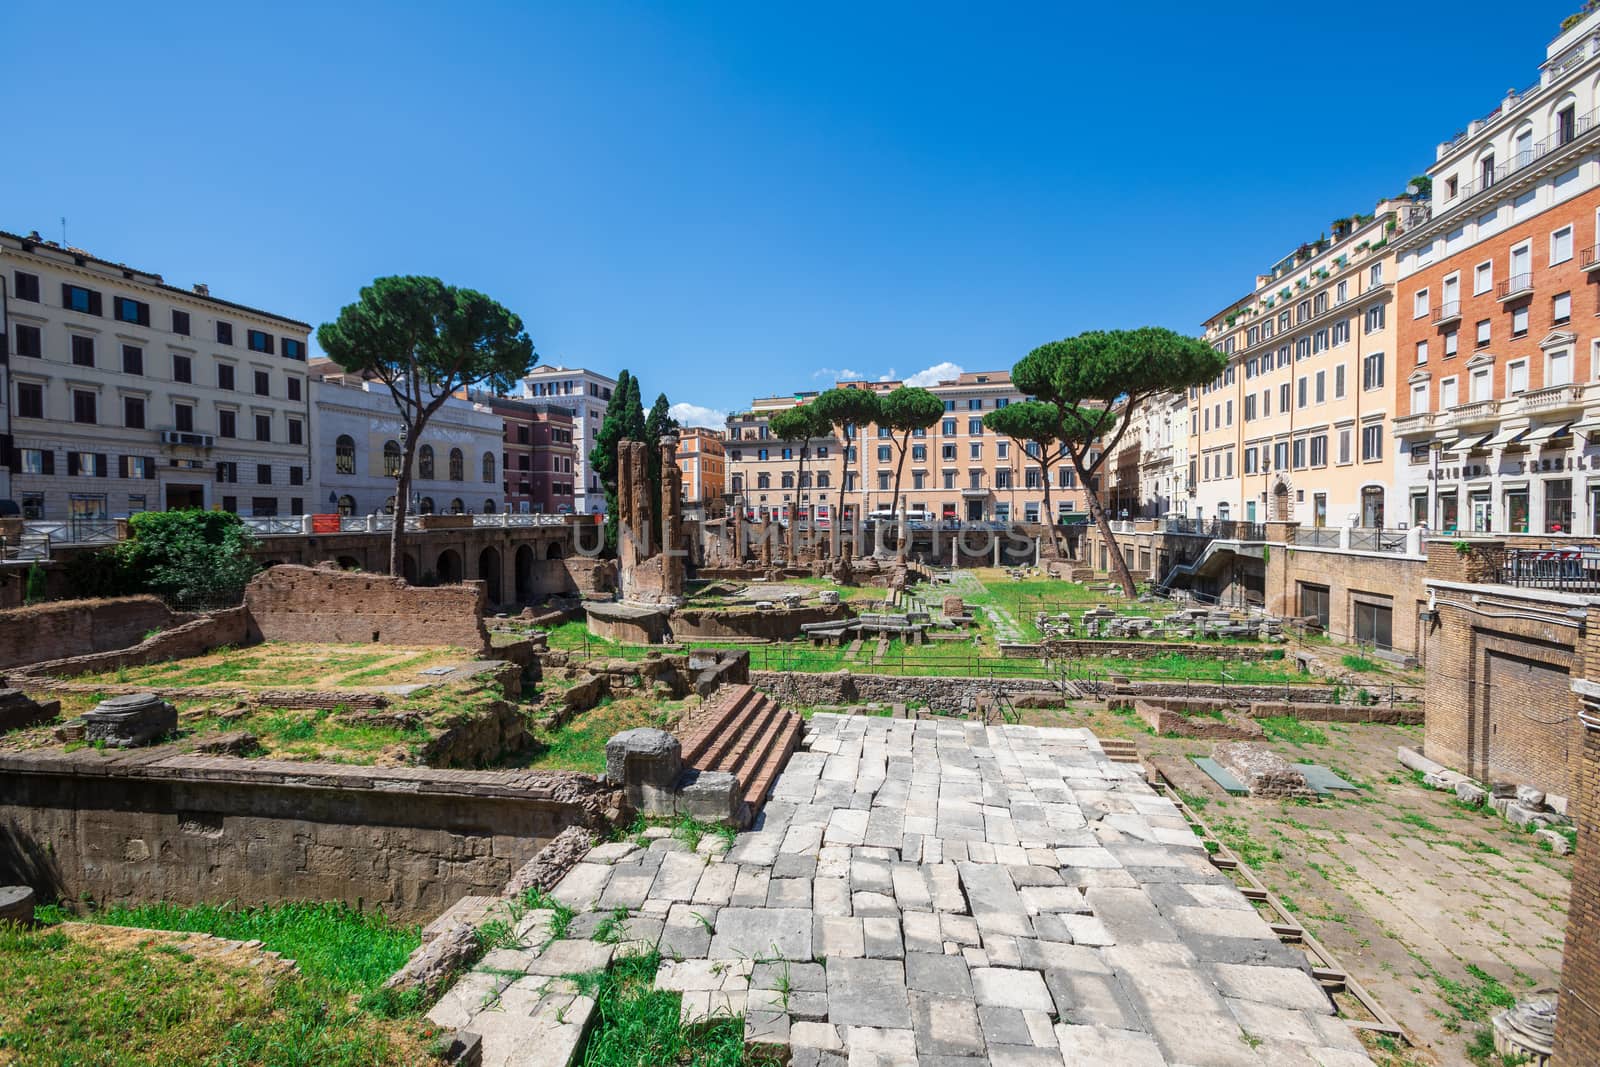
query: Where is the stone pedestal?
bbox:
[0,689,60,733]
[0,885,35,926]
[606,728,683,816]
[82,692,177,748]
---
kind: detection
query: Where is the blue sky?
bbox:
[3,0,1576,425]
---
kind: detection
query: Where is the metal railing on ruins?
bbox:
[1157,517,1265,542]
[1499,545,1600,593]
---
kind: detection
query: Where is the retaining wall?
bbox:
[244,565,490,653]
[0,750,617,921]
[0,596,194,671]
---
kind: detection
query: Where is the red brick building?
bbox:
[482,397,576,514]
[1393,11,1600,537]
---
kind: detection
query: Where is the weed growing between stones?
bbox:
[566,949,745,1067]
[1259,716,1328,746]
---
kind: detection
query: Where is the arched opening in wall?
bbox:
[1361,485,1386,529]
[337,494,357,516]
[477,546,502,603]
[546,541,564,560]
[449,448,464,482]
[436,548,463,585]
[337,555,362,571]
[336,435,357,475]
[419,497,436,515]
[483,498,497,514]
[450,498,465,515]
[418,445,435,480]
[515,544,535,603]
[401,553,419,584]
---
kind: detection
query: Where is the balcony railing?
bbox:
[1348,528,1411,553]
[1446,103,1600,208]
[1500,546,1600,592]
[1431,300,1462,325]
[1497,273,1534,301]
[1293,527,1342,548]
[1392,411,1437,434]
[1517,382,1584,414]
[22,519,120,545]
[1453,398,1501,423]
[1581,244,1600,272]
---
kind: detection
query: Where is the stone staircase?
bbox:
[678,684,803,822]
[1099,736,1141,765]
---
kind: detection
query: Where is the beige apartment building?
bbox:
[2,230,313,521]
[1105,389,1189,519]
[725,371,1093,525]
[1190,199,1420,528]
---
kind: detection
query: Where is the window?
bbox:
[217,321,234,345]
[1552,225,1574,265]
[967,418,983,435]
[1278,382,1290,411]
[13,271,40,301]
[218,409,237,438]
[251,498,277,516]
[69,452,107,477]
[1338,428,1352,464]
[1411,381,1429,414]
[16,382,44,419]
[876,445,891,462]
[69,335,94,367]
[13,323,41,357]
[123,396,145,428]
[118,344,144,375]
[20,449,51,475]
[286,376,302,401]
[1554,291,1572,326]
[257,464,273,485]
[1441,377,1459,408]
[173,354,192,382]
[283,338,305,360]
[418,444,435,479]
[1364,305,1385,333]
[255,413,272,441]
[1315,370,1326,403]
[62,284,102,316]
[1361,423,1383,461]
[1334,364,1346,398]
[113,296,150,326]
[254,370,270,396]
[1508,360,1529,394]
[1273,441,1289,470]
[1332,320,1349,346]
[449,447,464,481]
[1297,377,1308,408]
[1336,279,1348,303]
[1369,262,1383,286]
[1444,330,1459,357]
[1512,305,1530,337]
[1244,395,1256,421]
[1293,438,1307,469]
[1413,288,1430,318]
[72,389,98,424]
[483,451,496,483]
[221,363,241,391]
[382,440,402,476]
[1474,261,1493,295]
[1471,367,1492,402]
[1362,352,1384,390]
[1311,434,1327,467]
[968,442,983,460]
[247,330,274,354]
[1415,340,1428,366]
[174,403,194,432]
[942,419,955,436]
[1296,337,1311,360]
[1476,319,1491,347]
[1353,600,1393,650]
[336,435,357,474]
[1550,349,1573,387]
[172,309,191,335]
[287,417,303,445]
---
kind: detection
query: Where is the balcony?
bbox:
[1516,382,1584,416]
[1581,244,1600,273]
[1497,273,1534,303]
[1392,411,1437,435]
[1452,398,1501,425]
[1431,300,1462,327]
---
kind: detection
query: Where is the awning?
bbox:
[1482,426,1524,448]
[1572,418,1600,437]
[1443,434,1491,455]
[1518,422,1574,444]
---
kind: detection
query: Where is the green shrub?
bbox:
[23,564,47,605]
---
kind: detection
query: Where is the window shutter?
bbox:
[145,459,156,480]
[88,292,102,316]
[60,283,70,308]
[95,454,108,477]
[119,455,129,478]
[67,452,79,476]
[40,450,54,475]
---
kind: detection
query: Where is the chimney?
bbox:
[192,283,209,296]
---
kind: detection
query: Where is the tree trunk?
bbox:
[791,445,807,561]
[389,437,418,579]
[1040,465,1055,558]
[890,432,910,559]
[833,427,849,560]
[1068,447,1138,597]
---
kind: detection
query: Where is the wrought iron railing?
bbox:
[240,516,303,536]
[1500,546,1600,592]
[1293,527,1342,548]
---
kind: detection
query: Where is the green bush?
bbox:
[118,511,261,609]
[23,564,47,605]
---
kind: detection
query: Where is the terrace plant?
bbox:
[318,276,536,576]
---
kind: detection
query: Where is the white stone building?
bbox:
[310,362,504,517]
[516,364,616,515]
[1,229,312,520]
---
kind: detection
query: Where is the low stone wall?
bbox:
[244,565,490,654]
[751,670,1069,712]
[12,609,251,680]
[1007,639,1287,663]
[1245,701,1423,725]
[1135,699,1262,740]
[0,596,195,671]
[0,749,618,921]
[670,603,851,642]
[1102,680,1339,703]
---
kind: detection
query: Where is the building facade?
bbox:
[310,362,504,517]
[725,372,1094,525]
[1,230,312,520]
[1192,199,1415,528]
[676,426,726,518]
[516,364,615,515]
[1393,9,1600,537]
[1105,389,1189,519]
[479,396,576,514]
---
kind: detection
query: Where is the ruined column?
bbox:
[660,436,685,597]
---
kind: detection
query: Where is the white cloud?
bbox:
[878,368,897,382]
[669,402,728,429]
[904,361,964,387]
[811,367,865,382]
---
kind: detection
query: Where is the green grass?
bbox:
[519,696,677,774]
[183,705,430,765]
[2,910,438,1064]
[1341,653,1384,673]
[1259,716,1328,746]
[1398,812,1446,835]
[569,950,744,1067]
[36,900,420,996]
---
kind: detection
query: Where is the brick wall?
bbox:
[0,596,189,670]
[244,565,490,653]
[0,750,616,921]
[1555,610,1600,1064]
[1264,545,1428,660]
[11,608,250,679]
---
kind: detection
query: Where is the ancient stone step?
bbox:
[677,682,803,823]
[680,685,760,766]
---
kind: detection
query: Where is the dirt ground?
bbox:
[1023,704,1572,1067]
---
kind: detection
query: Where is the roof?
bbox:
[0,228,312,331]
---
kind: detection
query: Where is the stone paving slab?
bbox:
[431,714,1373,1066]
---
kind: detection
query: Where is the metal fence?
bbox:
[1499,546,1600,592]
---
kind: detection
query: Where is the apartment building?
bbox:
[676,426,726,517]
[725,372,1093,524]
[2,230,312,520]
[516,364,615,515]
[311,362,503,516]
[1192,200,1414,528]
[1105,390,1189,519]
[475,397,577,514]
[1393,9,1600,536]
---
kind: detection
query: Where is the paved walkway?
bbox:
[439,714,1376,1066]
